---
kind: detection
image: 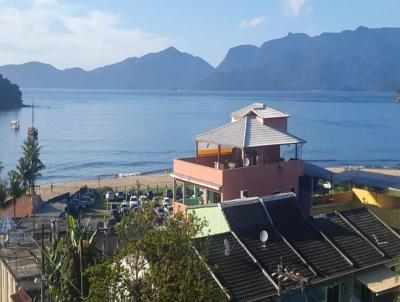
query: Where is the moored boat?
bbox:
[10,120,20,130]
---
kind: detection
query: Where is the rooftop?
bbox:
[193,193,400,301]
[0,243,41,281]
[195,116,305,148]
[230,103,289,120]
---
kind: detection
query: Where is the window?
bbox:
[326,284,339,302]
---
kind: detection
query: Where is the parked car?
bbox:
[82,194,95,206]
[79,200,88,210]
[121,200,129,207]
[120,206,129,217]
[108,218,116,231]
[111,203,118,211]
[129,198,139,209]
[165,204,173,215]
[105,191,115,201]
[96,220,107,231]
[115,192,125,202]
[155,207,165,219]
[145,190,154,200]
[111,209,121,222]
[162,197,171,207]
[139,195,148,203]
[164,189,173,199]
[65,201,81,218]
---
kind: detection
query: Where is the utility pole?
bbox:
[79,239,84,301]
[41,224,45,302]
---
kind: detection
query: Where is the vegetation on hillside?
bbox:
[0,74,22,110]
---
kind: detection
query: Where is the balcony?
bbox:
[173,155,304,202]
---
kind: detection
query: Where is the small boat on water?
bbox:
[10,111,20,130]
[27,101,38,139]
[395,90,400,102]
[10,120,20,130]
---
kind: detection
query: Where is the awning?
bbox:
[170,173,222,191]
[355,266,400,296]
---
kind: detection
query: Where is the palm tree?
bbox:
[17,136,45,195]
[8,170,23,217]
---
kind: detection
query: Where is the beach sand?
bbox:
[327,167,400,176]
[38,167,400,201]
[38,173,172,201]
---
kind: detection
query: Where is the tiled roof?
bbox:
[264,197,352,278]
[314,213,385,268]
[194,194,400,301]
[221,201,317,291]
[231,103,289,119]
[195,116,304,148]
[195,232,276,301]
[340,208,400,259]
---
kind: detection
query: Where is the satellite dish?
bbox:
[260,230,269,248]
[244,158,250,167]
[224,238,230,256]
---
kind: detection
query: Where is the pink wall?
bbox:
[263,117,288,132]
[221,160,304,201]
[173,159,223,185]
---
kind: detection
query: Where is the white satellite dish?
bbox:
[260,230,269,248]
[224,238,230,256]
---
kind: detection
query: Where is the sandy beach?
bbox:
[38,173,172,201]
[38,166,400,201]
[327,167,400,176]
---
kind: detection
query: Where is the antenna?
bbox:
[260,230,269,248]
[372,234,388,246]
[224,238,230,256]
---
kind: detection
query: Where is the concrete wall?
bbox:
[0,260,17,302]
[173,159,223,186]
[221,160,304,201]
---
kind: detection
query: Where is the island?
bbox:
[0,74,23,110]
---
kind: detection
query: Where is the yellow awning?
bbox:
[355,266,400,296]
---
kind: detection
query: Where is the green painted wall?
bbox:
[188,206,230,237]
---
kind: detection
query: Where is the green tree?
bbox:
[7,170,23,217]
[17,136,45,195]
[85,204,226,302]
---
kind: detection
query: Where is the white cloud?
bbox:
[281,0,311,17]
[238,16,265,30]
[0,2,174,69]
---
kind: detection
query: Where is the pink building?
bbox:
[171,103,306,213]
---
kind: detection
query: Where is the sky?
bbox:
[0,0,399,70]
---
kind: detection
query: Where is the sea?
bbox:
[0,89,399,184]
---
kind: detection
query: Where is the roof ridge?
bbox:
[242,116,248,148]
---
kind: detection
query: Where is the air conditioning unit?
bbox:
[240,190,249,198]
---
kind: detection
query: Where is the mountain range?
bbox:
[1,26,400,91]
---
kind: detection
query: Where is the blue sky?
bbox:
[0,0,399,69]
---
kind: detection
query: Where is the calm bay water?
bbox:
[0,89,399,184]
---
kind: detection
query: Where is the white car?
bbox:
[129,196,139,209]
[139,195,148,203]
[105,191,114,201]
[121,201,129,208]
[162,197,171,207]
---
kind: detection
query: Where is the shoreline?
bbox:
[38,173,172,201]
[38,166,400,202]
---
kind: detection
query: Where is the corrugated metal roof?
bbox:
[195,116,305,148]
[231,103,289,119]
